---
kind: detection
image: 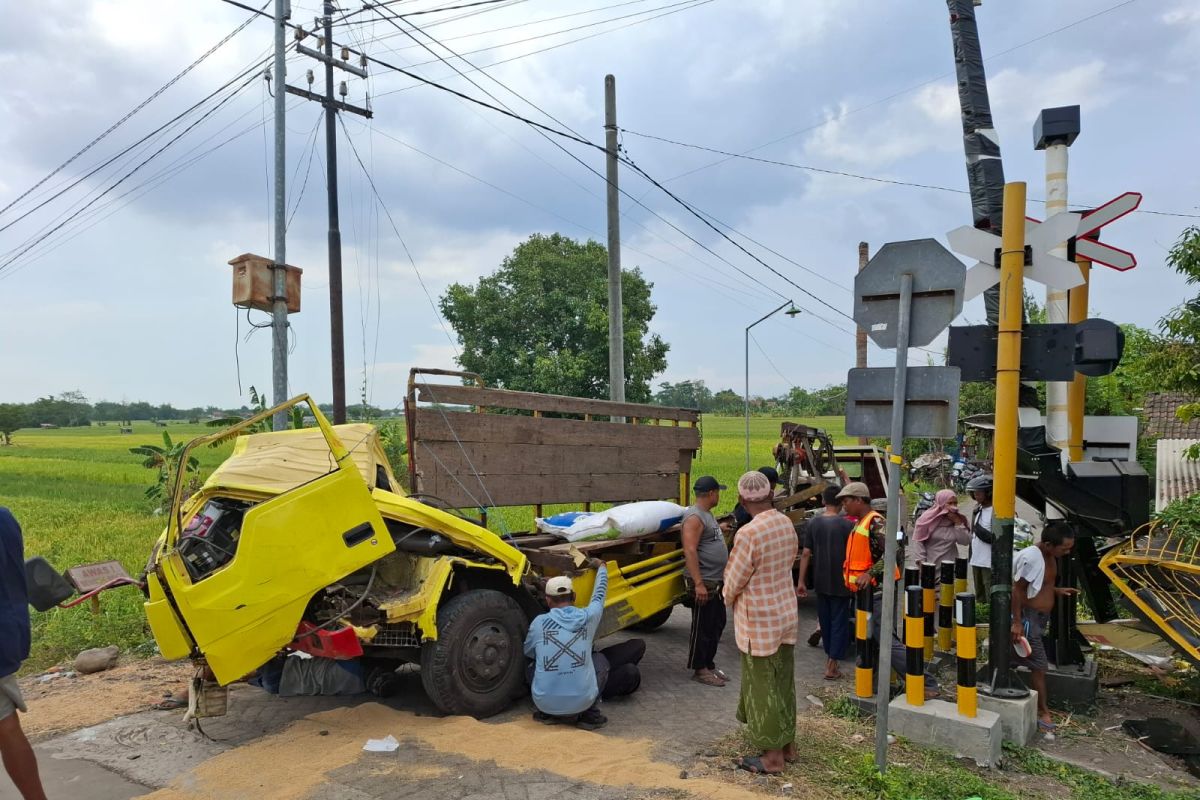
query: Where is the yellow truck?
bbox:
[143,374,701,718]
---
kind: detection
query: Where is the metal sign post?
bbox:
[848,238,964,772]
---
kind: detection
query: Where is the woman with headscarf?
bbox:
[910,489,970,574]
[724,470,799,775]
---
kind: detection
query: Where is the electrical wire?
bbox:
[337,113,459,354]
[398,0,517,16]
[0,0,269,221]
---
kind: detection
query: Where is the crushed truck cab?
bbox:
[145,385,700,719]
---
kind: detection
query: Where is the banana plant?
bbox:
[130,430,200,506]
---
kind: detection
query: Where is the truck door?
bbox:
[160,467,395,684]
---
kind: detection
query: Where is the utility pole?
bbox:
[287,3,372,424]
[604,74,626,419]
[987,181,1030,699]
[271,0,290,431]
[856,242,870,445]
[1034,106,1081,470]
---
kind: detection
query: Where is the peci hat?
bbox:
[693,476,727,494]
[835,481,871,500]
[737,470,773,503]
[545,576,574,596]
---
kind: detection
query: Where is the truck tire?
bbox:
[420,589,528,718]
[629,606,675,631]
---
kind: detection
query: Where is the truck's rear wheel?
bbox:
[629,605,675,631]
[420,589,528,718]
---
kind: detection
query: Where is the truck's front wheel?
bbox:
[420,589,528,718]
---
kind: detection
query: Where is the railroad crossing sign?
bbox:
[948,211,1083,300]
[1074,191,1142,271]
[854,238,966,349]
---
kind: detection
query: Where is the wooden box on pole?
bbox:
[230,253,302,314]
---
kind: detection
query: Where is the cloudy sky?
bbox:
[0,0,1197,408]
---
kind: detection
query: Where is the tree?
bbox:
[653,380,711,410]
[439,234,669,402]
[0,404,26,445]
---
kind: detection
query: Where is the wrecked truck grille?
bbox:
[371,622,422,649]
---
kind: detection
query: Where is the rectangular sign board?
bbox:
[845,366,961,439]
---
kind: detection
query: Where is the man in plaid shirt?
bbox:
[724,470,799,775]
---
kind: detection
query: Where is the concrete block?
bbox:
[887,697,1003,767]
[1043,657,1099,711]
[977,690,1038,746]
[850,694,878,718]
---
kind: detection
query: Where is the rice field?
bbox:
[0,414,845,671]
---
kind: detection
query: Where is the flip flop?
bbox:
[152,697,187,711]
[823,671,841,681]
[735,756,782,776]
[692,672,725,687]
[1037,719,1057,737]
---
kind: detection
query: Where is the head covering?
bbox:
[737,470,773,503]
[756,466,779,487]
[545,576,573,596]
[836,481,870,500]
[913,489,960,542]
[693,475,727,494]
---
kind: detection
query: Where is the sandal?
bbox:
[692,672,726,687]
[1037,719,1057,739]
[735,755,782,776]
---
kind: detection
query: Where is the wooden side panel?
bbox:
[412,409,699,508]
[415,384,699,423]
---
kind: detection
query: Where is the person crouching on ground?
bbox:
[683,475,730,687]
[724,471,799,775]
[911,489,970,578]
[524,560,646,730]
[1,507,49,800]
[1012,524,1078,739]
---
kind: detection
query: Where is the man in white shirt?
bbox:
[966,474,994,599]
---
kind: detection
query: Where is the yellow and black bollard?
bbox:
[954,556,968,598]
[905,585,925,706]
[905,565,920,592]
[921,562,936,660]
[939,561,955,652]
[855,585,875,698]
[956,592,978,717]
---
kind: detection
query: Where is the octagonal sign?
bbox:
[854,238,966,349]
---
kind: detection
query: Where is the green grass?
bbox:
[1,423,232,671]
[1004,743,1197,800]
[1,414,841,669]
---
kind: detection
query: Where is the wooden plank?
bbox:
[417,441,681,477]
[416,384,699,422]
[420,470,681,508]
[414,409,700,450]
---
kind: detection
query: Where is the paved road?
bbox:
[9,603,835,800]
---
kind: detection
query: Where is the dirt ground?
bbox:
[19,659,191,740]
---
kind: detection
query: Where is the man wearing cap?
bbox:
[725,471,799,775]
[683,476,730,687]
[523,560,645,729]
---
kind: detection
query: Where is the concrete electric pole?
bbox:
[856,241,870,445]
[604,74,626,417]
[287,5,372,424]
[271,0,290,431]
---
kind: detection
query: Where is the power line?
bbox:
[660,0,1141,185]
[0,70,263,276]
[0,0,269,222]
[621,127,1200,220]
[399,0,516,16]
[337,113,460,354]
[0,54,275,238]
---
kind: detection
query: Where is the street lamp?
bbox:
[745,301,801,471]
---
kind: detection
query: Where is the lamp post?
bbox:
[745,301,801,470]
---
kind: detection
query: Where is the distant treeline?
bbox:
[650,380,846,416]
[0,391,401,430]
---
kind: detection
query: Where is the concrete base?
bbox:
[977,689,1038,746]
[887,697,1003,767]
[1043,657,1099,711]
[850,694,879,717]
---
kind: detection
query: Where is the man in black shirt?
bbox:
[796,486,854,680]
